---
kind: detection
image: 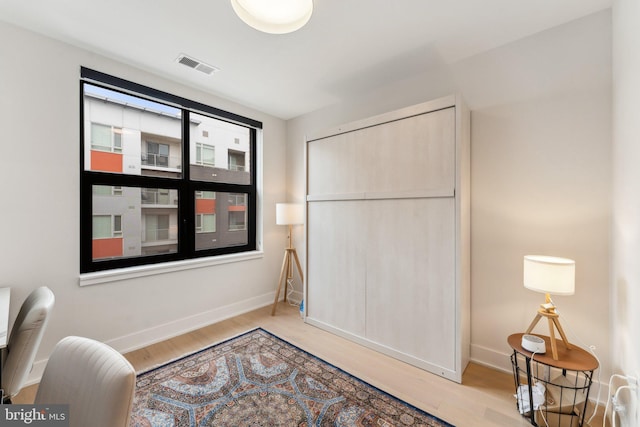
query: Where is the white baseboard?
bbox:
[470,343,513,374]
[25,291,275,387]
[107,291,276,354]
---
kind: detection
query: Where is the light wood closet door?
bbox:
[306,201,366,336]
[306,99,462,380]
[307,108,455,197]
[365,197,456,371]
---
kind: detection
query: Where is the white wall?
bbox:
[287,10,612,379]
[0,21,288,382]
[612,0,640,424]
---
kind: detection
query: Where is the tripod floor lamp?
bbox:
[271,203,304,316]
[523,255,576,360]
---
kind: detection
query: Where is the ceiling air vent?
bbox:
[176,54,220,75]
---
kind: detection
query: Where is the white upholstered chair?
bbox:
[1,286,55,402]
[35,336,136,427]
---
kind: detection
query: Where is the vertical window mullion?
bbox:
[181,110,194,257]
[247,128,258,250]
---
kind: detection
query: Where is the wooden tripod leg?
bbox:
[552,317,573,350]
[283,251,291,303]
[291,248,304,284]
[548,317,559,360]
[525,313,542,334]
[271,251,289,316]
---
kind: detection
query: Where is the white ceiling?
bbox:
[0,0,611,119]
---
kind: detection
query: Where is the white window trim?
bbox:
[79,250,264,287]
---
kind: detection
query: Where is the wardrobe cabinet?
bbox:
[304,95,470,382]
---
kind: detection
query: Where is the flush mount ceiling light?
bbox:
[231,0,313,34]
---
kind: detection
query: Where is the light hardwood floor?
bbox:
[14,302,604,426]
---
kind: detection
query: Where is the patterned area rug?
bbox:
[131,328,453,426]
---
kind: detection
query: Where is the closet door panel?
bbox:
[307,108,455,197]
[365,198,456,370]
[307,131,366,197]
[306,201,366,336]
[363,108,455,194]
[305,96,469,382]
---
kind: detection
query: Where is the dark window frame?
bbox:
[80,67,260,273]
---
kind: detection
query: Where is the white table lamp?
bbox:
[272,203,304,315]
[523,255,575,360]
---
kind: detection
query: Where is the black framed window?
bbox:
[80,68,260,273]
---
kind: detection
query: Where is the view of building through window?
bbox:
[83,81,253,267]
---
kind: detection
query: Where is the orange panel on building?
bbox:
[91,150,123,173]
[93,238,123,259]
[228,205,246,212]
[196,199,216,214]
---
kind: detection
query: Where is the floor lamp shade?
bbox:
[276,203,304,225]
[523,255,575,296]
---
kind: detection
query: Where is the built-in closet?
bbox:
[304,95,470,382]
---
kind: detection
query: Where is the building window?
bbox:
[92,215,122,238]
[228,193,247,231]
[228,150,245,171]
[91,123,122,153]
[141,188,173,205]
[113,215,122,237]
[144,214,170,242]
[196,143,215,167]
[229,211,247,231]
[195,191,217,249]
[80,68,260,273]
[196,190,216,199]
[144,141,170,167]
[196,214,216,233]
[93,185,122,196]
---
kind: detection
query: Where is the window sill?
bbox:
[79,250,264,287]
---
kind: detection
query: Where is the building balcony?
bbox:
[141,153,182,172]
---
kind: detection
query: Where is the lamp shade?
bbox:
[523,255,575,295]
[231,0,313,34]
[276,203,304,225]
